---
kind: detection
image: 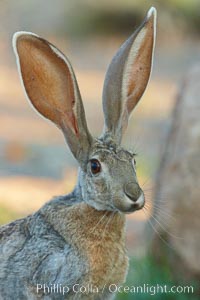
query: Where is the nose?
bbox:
[124,182,141,202]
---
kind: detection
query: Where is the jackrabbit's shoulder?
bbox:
[0,216,28,244]
[0,193,73,241]
[40,191,81,213]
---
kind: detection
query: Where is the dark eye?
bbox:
[133,158,136,166]
[90,159,101,174]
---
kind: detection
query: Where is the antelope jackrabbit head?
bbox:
[13,8,156,215]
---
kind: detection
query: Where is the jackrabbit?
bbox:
[0,7,156,300]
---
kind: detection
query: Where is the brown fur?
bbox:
[17,35,78,134]
[127,15,154,112]
[41,202,128,290]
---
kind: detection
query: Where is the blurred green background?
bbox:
[0,0,199,299]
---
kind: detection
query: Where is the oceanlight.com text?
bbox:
[36,283,194,296]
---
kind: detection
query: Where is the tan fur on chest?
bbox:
[48,203,129,287]
[80,206,129,287]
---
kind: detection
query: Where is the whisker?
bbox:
[144,206,183,240]
[141,179,153,189]
[129,133,143,154]
[102,212,116,238]
[145,201,169,211]
[149,205,177,223]
[146,197,169,205]
[144,202,177,224]
[143,189,154,194]
[143,207,176,250]
[89,211,109,234]
[143,187,155,193]
[144,203,181,239]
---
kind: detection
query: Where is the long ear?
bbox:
[13,32,93,165]
[102,7,156,143]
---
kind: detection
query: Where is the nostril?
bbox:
[124,182,141,202]
[124,191,138,202]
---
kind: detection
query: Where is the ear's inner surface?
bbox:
[14,33,92,163]
[125,17,154,114]
[16,35,78,134]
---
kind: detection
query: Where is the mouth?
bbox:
[113,193,145,214]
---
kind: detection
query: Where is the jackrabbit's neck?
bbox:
[73,176,84,202]
[71,172,126,238]
[43,199,126,242]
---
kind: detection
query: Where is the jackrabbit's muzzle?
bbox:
[124,182,142,202]
[112,182,145,214]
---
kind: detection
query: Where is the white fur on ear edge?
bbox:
[147,6,157,67]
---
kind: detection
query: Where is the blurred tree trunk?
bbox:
[151,65,200,282]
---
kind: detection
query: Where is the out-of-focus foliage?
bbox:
[62,0,200,36]
[0,0,199,38]
[116,256,199,300]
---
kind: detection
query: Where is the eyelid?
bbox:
[132,157,136,166]
[89,155,101,161]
